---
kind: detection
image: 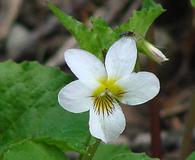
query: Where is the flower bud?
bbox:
[136,38,168,64]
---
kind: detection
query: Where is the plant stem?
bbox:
[81,138,101,160]
[147,28,161,157]
[78,134,91,160]
[135,50,161,157]
[148,61,161,157]
[149,98,161,157]
[180,88,195,159]
[134,54,141,72]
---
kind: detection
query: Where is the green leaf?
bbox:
[191,0,195,7]
[93,144,158,160]
[48,4,118,60]
[187,152,195,160]
[48,3,101,58]
[49,0,164,62]
[93,144,129,160]
[142,0,159,9]
[114,0,165,36]
[0,61,89,156]
[90,17,118,52]
[111,153,159,160]
[3,140,67,160]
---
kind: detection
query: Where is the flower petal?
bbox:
[58,80,92,113]
[89,103,126,143]
[105,37,137,80]
[117,72,160,105]
[65,49,106,89]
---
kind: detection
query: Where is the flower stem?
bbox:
[147,28,162,157]
[134,54,141,72]
[149,98,161,157]
[81,138,101,160]
[180,88,195,159]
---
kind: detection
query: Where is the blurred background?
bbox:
[0,0,195,159]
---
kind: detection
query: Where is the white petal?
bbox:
[105,37,137,80]
[65,49,106,89]
[89,103,126,143]
[58,80,92,113]
[117,72,160,105]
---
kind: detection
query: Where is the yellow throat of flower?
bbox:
[92,78,124,98]
[92,78,125,115]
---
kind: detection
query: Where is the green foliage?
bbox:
[48,3,103,59]
[0,0,165,158]
[0,61,89,158]
[93,144,130,160]
[93,144,159,160]
[48,0,165,59]
[111,153,159,160]
[187,152,195,160]
[90,17,119,58]
[191,0,195,7]
[115,0,165,36]
[3,140,67,160]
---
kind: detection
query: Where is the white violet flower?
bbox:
[58,37,160,143]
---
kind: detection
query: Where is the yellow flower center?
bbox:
[92,78,124,97]
[92,78,125,115]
